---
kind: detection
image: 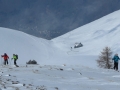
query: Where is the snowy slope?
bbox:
[0,9,120,90]
[0,28,97,67]
[1,65,120,90]
[0,28,65,65]
[52,10,120,55]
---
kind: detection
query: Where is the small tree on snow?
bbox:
[97,47,113,69]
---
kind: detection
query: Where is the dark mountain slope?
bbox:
[0,0,120,39]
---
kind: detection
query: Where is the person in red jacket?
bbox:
[1,53,9,65]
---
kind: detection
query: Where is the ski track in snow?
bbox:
[0,65,120,90]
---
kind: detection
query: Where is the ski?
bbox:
[15,64,19,67]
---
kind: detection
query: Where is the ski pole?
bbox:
[11,58,13,65]
[1,57,4,66]
[1,57,2,66]
[9,58,11,65]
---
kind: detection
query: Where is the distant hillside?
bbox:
[52,10,120,55]
[0,0,120,39]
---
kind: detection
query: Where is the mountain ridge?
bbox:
[1,0,120,39]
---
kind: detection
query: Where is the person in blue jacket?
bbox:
[112,54,120,71]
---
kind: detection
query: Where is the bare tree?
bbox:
[97,47,113,69]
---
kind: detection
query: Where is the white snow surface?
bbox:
[0,10,120,90]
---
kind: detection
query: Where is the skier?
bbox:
[112,54,120,71]
[11,54,19,67]
[1,53,9,65]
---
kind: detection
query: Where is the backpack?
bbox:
[16,54,18,60]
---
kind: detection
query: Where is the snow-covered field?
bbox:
[0,65,120,90]
[0,10,120,90]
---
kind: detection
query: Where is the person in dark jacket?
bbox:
[112,54,120,71]
[1,53,9,65]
